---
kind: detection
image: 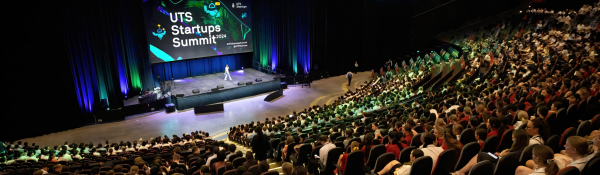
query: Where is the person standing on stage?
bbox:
[346,71,353,86]
[224,64,232,80]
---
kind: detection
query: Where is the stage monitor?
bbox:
[143,0,253,64]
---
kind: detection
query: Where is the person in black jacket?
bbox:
[250,126,270,161]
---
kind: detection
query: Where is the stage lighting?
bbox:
[417,50,419,53]
[242,67,244,70]
[520,11,522,13]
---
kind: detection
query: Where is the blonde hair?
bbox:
[128,166,139,175]
[286,137,295,145]
[464,107,472,116]
[350,141,360,152]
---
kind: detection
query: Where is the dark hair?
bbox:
[392,131,405,150]
[361,133,374,159]
[199,165,209,173]
[292,165,308,175]
[422,132,436,147]
[469,117,481,129]
[217,150,227,162]
[530,118,550,143]
[537,106,549,118]
[259,161,269,172]
[511,129,530,152]
[488,117,507,137]
[476,128,487,141]
[245,151,253,161]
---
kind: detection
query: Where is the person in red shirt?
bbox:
[334,141,360,175]
[402,125,413,146]
[486,117,507,138]
[475,128,487,150]
[385,131,408,160]
[541,89,552,103]
[361,133,375,163]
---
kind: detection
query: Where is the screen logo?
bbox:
[152,24,166,40]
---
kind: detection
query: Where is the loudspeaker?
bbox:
[255,78,262,82]
[246,81,253,85]
[175,94,184,97]
[217,85,224,89]
[211,88,220,92]
[192,89,200,94]
[238,82,245,86]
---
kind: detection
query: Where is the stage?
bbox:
[168,68,276,96]
[169,68,281,110]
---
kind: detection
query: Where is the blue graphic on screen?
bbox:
[204,3,220,19]
[241,13,247,18]
[149,44,175,62]
[152,25,166,40]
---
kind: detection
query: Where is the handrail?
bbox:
[411,0,456,19]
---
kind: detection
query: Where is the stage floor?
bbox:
[17,71,372,148]
[168,68,275,96]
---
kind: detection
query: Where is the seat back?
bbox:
[467,160,493,175]
[496,129,514,151]
[559,127,576,149]
[216,166,226,175]
[482,135,499,153]
[372,139,381,145]
[335,136,346,142]
[223,170,237,175]
[357,126,365,135]
[343,151,365,175]
[334,141,344,148]
[247,165,261,175]
[431,149,457,175]
[493,152,521,175]
[323,147,343,174]
[414,124,424,133]
[366,145,386,168]
[260,170,279,175]
[409,156,433,175]
[399,146,417,163]
[410,134,422,147]
[373,153,396,174]
[295,144,312,167]
[459,128,476,145]
[519,144,537,165]
[556,166,580,175]
[576,120,592,137]
[545,135,560,153]
[455,142,481,171]
[552,108,568,135]
[232,157,246,168]
[592,114,600,130]
[581,156,599,175]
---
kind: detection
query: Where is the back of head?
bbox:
[245,151,254,161]
[532,145,559,175]
[259,160,269,172]
[292,165,308,175]
[281,162,293,175]
[567,136,592,156]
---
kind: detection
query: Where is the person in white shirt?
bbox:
[419,133,443,171]
[308,135,336,173]
[72,150,82,160]
[514,145,560,175]
[562,136,592,171]
[526,118,548,146]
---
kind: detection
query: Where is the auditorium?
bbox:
[3,0,600,175]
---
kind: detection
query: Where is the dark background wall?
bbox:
[4,0,569,142]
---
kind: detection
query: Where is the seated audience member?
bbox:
[210,150,226,175]
[281,162,292,175]
[292,165,308,175]
[334,141,360,175]
[515,145,559,175]
[242,151,257,169]
[376,149,424,175]
[455,129,530,175]
[475,128,487,150]
[419,132,443,169]
[526,118,549,145]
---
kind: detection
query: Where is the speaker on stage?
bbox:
[217,85,224,89]
[175,94,184,97]
[256,78,262,82]
[211,88,220,92]
[192,89,200,94]
[246,81,253,85]
[238,82,245,86]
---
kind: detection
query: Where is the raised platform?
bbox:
[171,69,281,110]
[169,69,275,96]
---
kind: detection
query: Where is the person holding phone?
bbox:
[454,129,530,175]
